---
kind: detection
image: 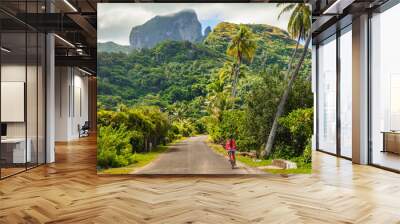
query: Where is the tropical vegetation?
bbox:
[97,5,313,174]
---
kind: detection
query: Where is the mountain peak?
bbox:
[175,9,196,14]
[129,9,203,49]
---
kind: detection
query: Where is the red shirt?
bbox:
[225,139,237,151]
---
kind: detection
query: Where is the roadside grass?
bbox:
[98,137,186,174]
[207,142,273,168]
[207,140,311,175]
[237,155,272,167]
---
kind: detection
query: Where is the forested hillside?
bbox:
[98,22,310,109]
[97,22,312,173]
[97,41,131,54]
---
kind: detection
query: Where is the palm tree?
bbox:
[206,62,233,121]
[279,3,311,78]
[226,25,257,98]
[261,3,312,158]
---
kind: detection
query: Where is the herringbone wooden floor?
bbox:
[1,136,400,224]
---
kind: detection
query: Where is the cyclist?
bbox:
[225,135,237,168]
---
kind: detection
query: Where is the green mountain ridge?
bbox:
[98,41,131,54]
[204,22,300,70]
[97,22,310,109]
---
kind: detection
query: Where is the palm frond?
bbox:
[278,4,295,20]
[284,3,311,40]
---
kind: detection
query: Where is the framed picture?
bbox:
[97,3,312,175]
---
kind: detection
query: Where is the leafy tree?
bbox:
[97,124,133,168]
[278,108,313,154]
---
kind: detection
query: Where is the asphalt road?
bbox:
[133,135,263,174]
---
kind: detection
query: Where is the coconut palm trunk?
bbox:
[232,51,242,98]
[261,31,311,158]
[285,29,302,79]
[231,57,241,98]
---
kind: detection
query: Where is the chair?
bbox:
[79,121,90,138]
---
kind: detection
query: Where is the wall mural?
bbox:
[97,3,313,175]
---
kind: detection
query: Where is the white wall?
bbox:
[72,72,89,138]
[55,67,89,141]
[55,66,69,141]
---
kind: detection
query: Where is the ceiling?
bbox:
[3,0,390,74]
[0,0,309,75]
[311,0,391,44]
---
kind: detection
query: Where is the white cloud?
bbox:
[97,3,292,45]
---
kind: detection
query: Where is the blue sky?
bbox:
[201,18,220,35]
[98,3,292,45]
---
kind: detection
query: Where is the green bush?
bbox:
[279,108,313,141]
[167,122,181,141]
[272,140,312,169]
[130,130,145,153]
[194,118,207,134]
[270,144,297,160]
[236,137,258,152]
[206,110,241,144]
[278,108,313,155]
[172,119,196,137]
[97,125,132,168]
[205,117,224,143]
[302,140,312,164]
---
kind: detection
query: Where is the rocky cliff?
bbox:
[203,26,212,39]
[129,9,203,49]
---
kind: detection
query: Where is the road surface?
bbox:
[133,135,264,174]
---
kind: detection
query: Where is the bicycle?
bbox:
[228,150,236,169]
